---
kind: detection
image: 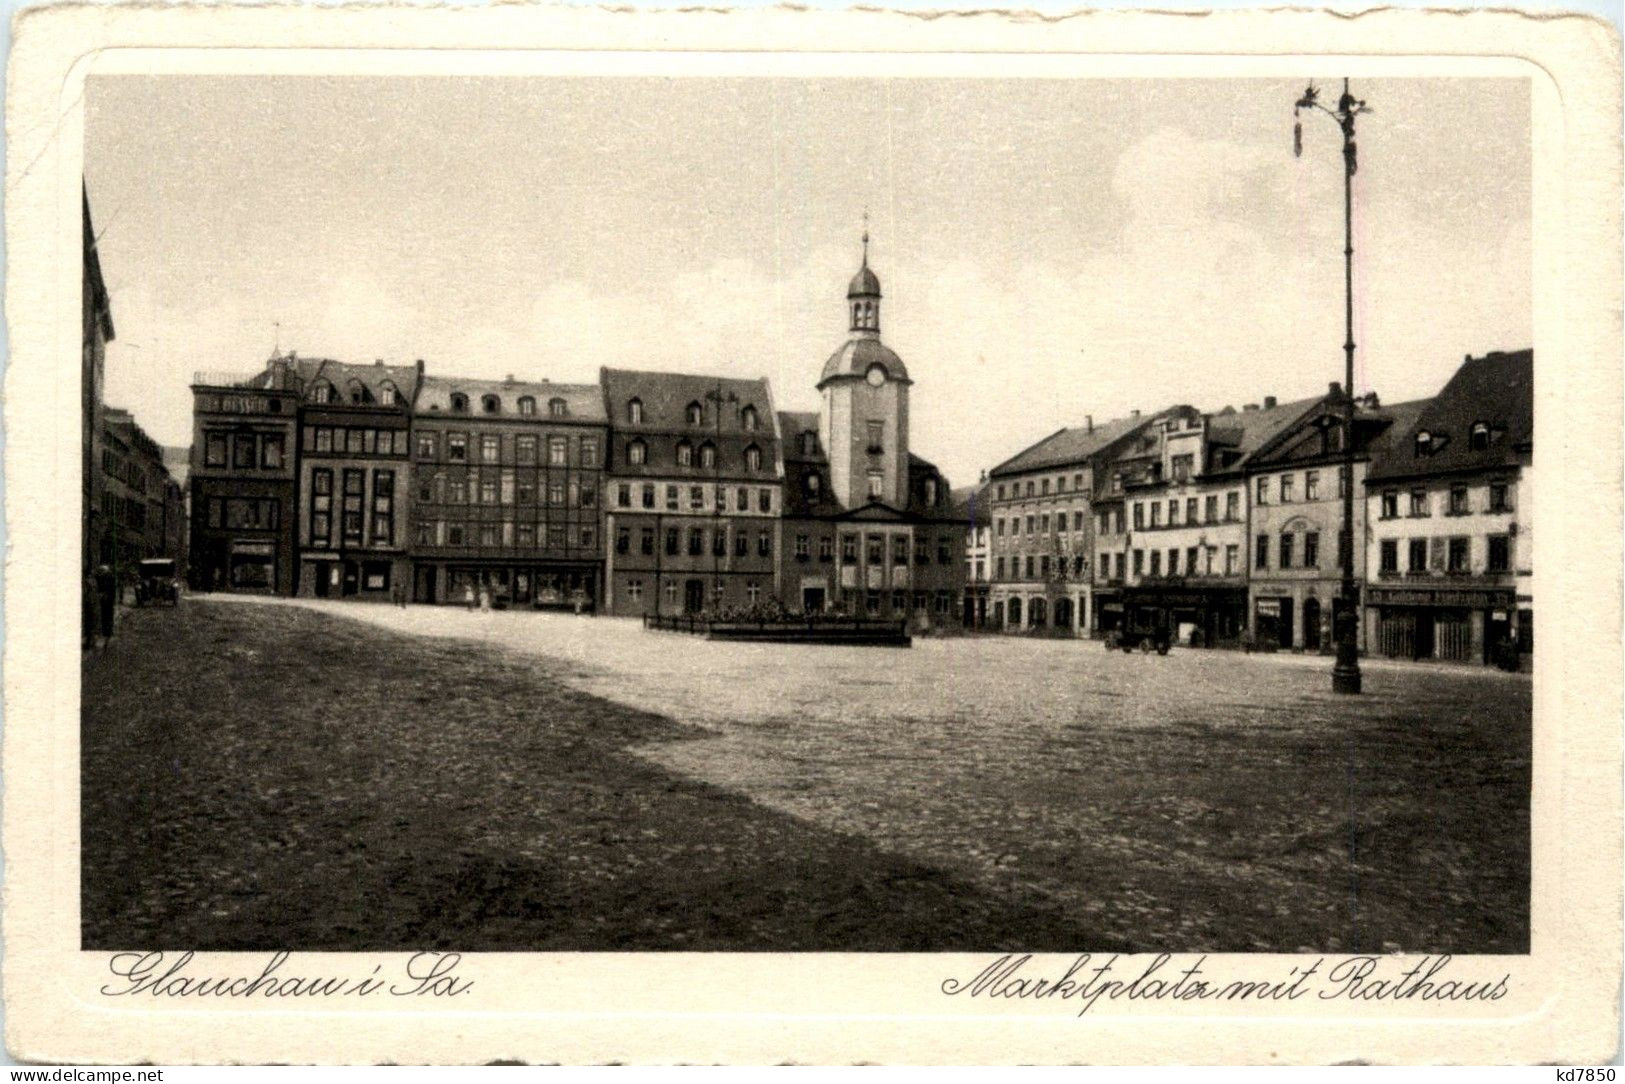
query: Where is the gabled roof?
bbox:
[988,412,1153,478]
[1203,395,1323,464]
[310,359,422,407]
[418,375,605,421]
[777,410,825,462]
[601,367,774,435]
[1366,350,1532,482]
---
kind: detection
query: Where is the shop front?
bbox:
[1366,583,1516,666]
[414,558,601,612]
[1122,582,1247,647]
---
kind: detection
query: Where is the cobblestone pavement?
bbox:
[287,599,1530,953]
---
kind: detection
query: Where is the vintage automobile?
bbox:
[134,558,180,607]
[1104,613,1171,655]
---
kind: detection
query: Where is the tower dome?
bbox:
[848,265,881,299]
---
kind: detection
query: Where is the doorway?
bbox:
[416,565,438,604]
[684,579,705,615]
[802,586,826,613]
[1277,597,1295,649]
[1302,597,1322,652]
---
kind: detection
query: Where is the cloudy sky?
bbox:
[85,75,1530,485]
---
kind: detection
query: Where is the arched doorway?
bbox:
[992,600,1004,628]
[1054,596,1074,632]
[1008,597,1022,629]
[1030,597,1048,627]
[1303,597,1322,652]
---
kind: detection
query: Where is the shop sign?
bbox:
[1367,586,1514,609]
[231,540,274,557]
[1255,599,1281,617]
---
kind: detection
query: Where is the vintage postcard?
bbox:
[4,2,1620,1066]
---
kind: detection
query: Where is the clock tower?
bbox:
[818,235,912,510]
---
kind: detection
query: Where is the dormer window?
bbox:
[548,397,567,418]
[676,440,694,467]
[744,444,762,472]
[1415,430,1433,456]
[806,474,821,497]
[450,392,469,413]
[627,439,647,466]
[627,398,644,425]
[801,431,818,456]
[1469,421,1490,450]
[686,401,704,426]
[309,381,333,405]
[924,479,938,506]
[481,394,501,414]
[742,405,759,431]
[518,396,536,416]
[699,442,716,469]
[348,380,372,405]
[379,382,398,406]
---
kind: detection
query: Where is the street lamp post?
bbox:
[706,383,738,615]
[1294,77,1370,696]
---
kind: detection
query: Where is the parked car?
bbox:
[1105,615,1171,655]
[134,558,179,607]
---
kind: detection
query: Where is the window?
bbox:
[346,428,365,455]
[617,483,631,508]
[1256,477,1269,504]
[416,433,437,460]
[1447,536,1470,573]
[665,528,679,556]
[639,528,654,555]
[1415,430,1433,456]
[1305,471,1320,501]
[548,437,567,467]
[1255,534,1269,570]
[447,433,468,462]
[480,478,498,504]
[371,470,395,544]
[415,521,437,546]
[1409,488,1429,517]
[699,443,716,469]
[1408,538,1428,573]
[866,421,884,454]
[446,523,465,547]
[480,434,500,464]
[626,579,644,603]
[938,537,952,564]
[1280,475,1295,503]
[205,433,228,467]
[310,381,333,405]
[624,398,644,425]
[1279,533,1294,569]
[1488,534,1511,572]
[819,536,833,562]
[1166,500,1179,526]
[686,401,704,426]
[516,476,535,504]
[744,444,762,472]
[676,440,694,467]
[1203,495,1217,524]
[548,397,567,418]
[689,485,705,511]
[1132,549,1144,576]
[513,395,535,417]
[842,534,857,563]
[734,532,748,558]
[1304,531,1320,568]
[233,435,257,469]
[1184,498,1197,525]
[580,438,598,467]
[1380,539,1399,573]
[314,428,334,454]
[1132,503,1144,530]
[548,481,565,505]
[758,489,772,513]
[688,529,703,556]
[795,534,810,559]
[627,439,647,466]
[1041,479,1050,496]
[867,471,883,500]
[616,527,631,555]
[1149,504,1162,528]
[1186,546,1199,574]
[713,530,727,557]
[1489,482,1511,513]
[546,525,565,549]
[480,394,500,414]
[1469,422,1490,451]
[1224,545,1239,575]
[640,483,655,510]
[664,485,678,511]
[580,483,596,508]
[1171,454,1193,483]
[801,431,818,456]
[1024,555,1035,578]
[450,392,469,413]
[309,469,333,547]
[1449,486,1469,515]
[758,532,772,558]
[1225,493,1240,521]
[1381,490,1399,519]
[516,435,538,465]
[742,405,759,431]
[1040,514,1050,533]
[342,469,365,544]
[806,474,821,498]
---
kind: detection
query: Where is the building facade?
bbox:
[1242,388,1427,652]
[600,369,780,617]
[296,360,422,601]
[955,483,991,628]
[986,412,1152,635]
[100,407,184,576]
[83,189,115,583]
[189,360,303,593]
[1363,350,1533,666]
[411,376,607,609]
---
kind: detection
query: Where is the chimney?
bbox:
[1242,403,1259,412]
[1263,395,1277,409]
[1086,415,1094,433]
[375,358,384,366]
[1131,409,1141,418]
[1329,381,1342,397]
[505,373,516,384]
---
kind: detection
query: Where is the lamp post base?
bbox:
[1332,640,1362,695]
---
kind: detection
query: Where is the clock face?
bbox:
[865,364,887,387]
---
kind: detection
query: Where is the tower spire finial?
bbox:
[861,208,869,268]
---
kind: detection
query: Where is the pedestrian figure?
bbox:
[572,589,583,616]
[464,583,476,611]
[478,585,491,612]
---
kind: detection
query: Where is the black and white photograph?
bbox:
[76,67,1537,957]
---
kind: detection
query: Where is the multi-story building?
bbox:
[189,357,304,593]
[986,412,1153,635]
[1363,349,1533,665]
[955,482,991,628]
[1103,397,1314,646]
[1243,386,1428,652]
[411,376,608,609]
[100,407,184,576]
[600,369,780,617]
[83,189,115,583]
[781,250,963,625]
[296,359,422,601]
